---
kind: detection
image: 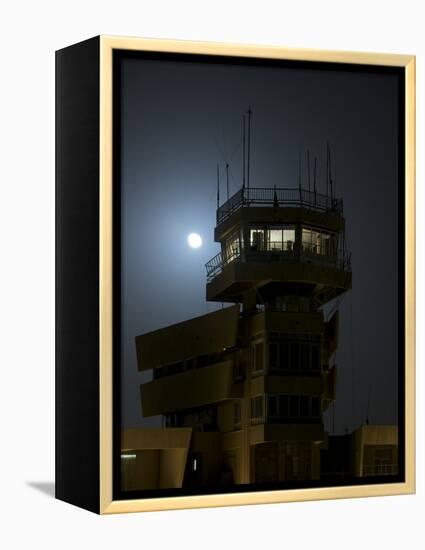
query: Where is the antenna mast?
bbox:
[313,157,317,206]
[242,114,246,189]
[298,145,301,192]
[226,162,229,200]
[307,149,311,193]
[216,163,220,208]
[247,107,252,189]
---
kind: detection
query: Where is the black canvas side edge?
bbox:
[55,36,101,513]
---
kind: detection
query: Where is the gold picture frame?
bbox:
[56,35,415,514]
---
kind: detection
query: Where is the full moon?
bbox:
[188,233,202,249]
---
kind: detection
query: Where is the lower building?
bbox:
[121,428,192,491]
[320,424,398,479]
[122,303,338,490]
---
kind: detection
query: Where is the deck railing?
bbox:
[217,186,343,224]
[205,243,351,282]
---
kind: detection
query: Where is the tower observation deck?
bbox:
[206,185,351,308]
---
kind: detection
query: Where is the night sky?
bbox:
[119,55,400,435]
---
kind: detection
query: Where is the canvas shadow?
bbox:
[26,481,55,499]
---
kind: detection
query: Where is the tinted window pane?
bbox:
[250,229,265,250]
[255,342,264,371]
[311,397,320,417]
[290,342,300,369]
[279,395,288,417]
[268,396,277,417]
[301,343,310,369]
[268,228,283,249]
[300,395,309,417]
[289,396,299,417]
[255,396,263,418]
[311,345,320,370]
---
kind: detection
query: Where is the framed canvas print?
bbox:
[55,36,415,514]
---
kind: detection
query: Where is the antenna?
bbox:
[216,163,220,208]
[307,150,311,193]
[226,162,229,200]
[313,157,317,206]
[334,164,337,200]
[247,107,252,189]
[242,114,246,189]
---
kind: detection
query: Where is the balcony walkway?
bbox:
[217,186,343,224]
[206,244,351,283]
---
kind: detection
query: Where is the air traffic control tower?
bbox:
[130,182,352,489]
